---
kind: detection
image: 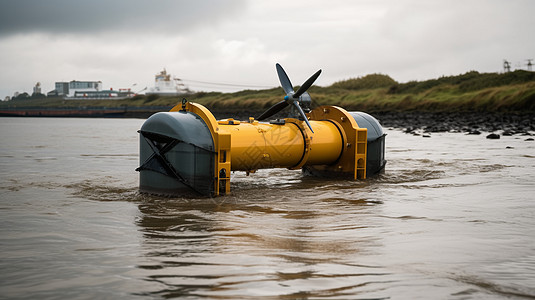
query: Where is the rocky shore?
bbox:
[372,111,534,138]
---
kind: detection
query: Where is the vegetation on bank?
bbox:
[2,70,535,113]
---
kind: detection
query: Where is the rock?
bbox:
[502,131,513,136]
[404,127,415,134]
[525,138,534,141]
[486,133,500,139]
[467,130,481,135]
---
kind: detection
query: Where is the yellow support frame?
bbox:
[307,106,367,179]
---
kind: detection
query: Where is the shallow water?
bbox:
[0,117,534,299]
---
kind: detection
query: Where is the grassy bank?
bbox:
[3,70,535,113]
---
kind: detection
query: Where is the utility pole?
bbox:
[503,59,511,73]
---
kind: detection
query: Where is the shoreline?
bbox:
[1,107,533,136]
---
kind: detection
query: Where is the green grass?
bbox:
[3,70,535,113]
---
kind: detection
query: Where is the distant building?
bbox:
[55,82,69,96]
[147,69,190,96]
[47,81,100,97]
[71,88,133,99]
[46,90,58,97]
[33,82,41,95]
[45,80,102,97]
[30,82,46,98]
[44,80,132,99]
[67,80,102,97]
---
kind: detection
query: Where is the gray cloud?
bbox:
[1,0,534,98]
[0,0,245,36]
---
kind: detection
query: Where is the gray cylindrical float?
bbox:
[349,112,387,176]
[137,111,215,196]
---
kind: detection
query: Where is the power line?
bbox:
[181,78,274,89]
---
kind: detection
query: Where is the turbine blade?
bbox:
[276,63,294,95]
[257,100,289,120]
[294,69,322,98]
[292,101,314,133]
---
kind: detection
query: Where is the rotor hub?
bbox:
[257,63,321,133]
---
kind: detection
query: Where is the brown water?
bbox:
[0,117,534,299]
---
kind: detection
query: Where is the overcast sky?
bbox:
[1,0,534,98]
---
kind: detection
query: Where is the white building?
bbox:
[147,69,190,96]
[67,80,102,97]
[48,80,133,99]
[49,80,102,97]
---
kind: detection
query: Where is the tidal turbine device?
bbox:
[137,64,386,196]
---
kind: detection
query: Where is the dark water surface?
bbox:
[1,117,534,299]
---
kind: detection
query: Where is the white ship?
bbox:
[146,69,190,96]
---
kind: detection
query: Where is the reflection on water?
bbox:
[1,118,534,299]
[133,177,388,298]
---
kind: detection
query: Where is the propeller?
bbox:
[257,63,322,133]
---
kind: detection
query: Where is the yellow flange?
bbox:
[307,106,367,179]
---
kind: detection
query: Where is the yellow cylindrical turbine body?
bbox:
[164,102,369,196]
[306,121,344,165]
[218,120,342,171]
